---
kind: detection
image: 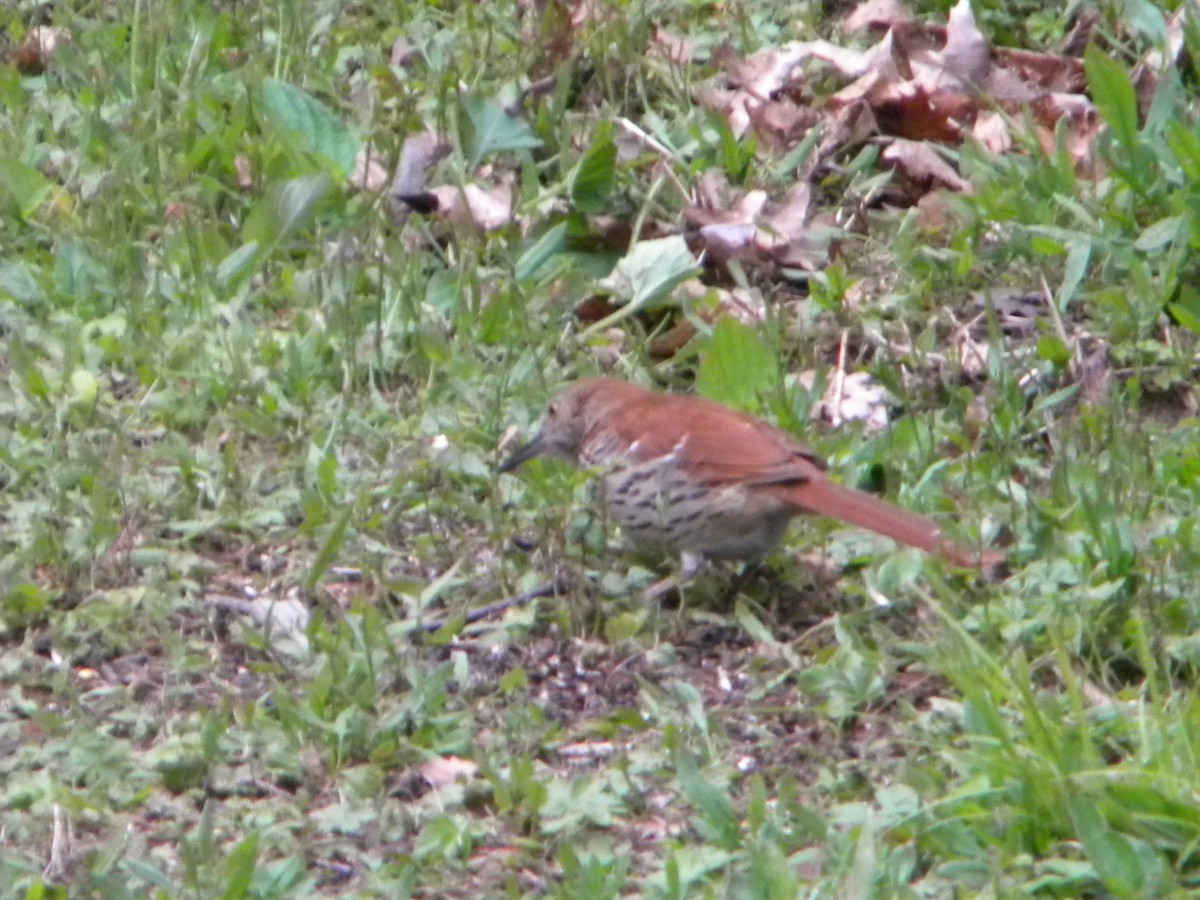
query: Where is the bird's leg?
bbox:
[725,559,769,601]
[680,550,708,580]
[644,551,709,601]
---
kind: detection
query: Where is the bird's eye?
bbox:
[547,402,559,417]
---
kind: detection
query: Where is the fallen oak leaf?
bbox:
[843,0,912,33]
[936,0,990,90]
[397,181,516,232]
[882,138,972,192]
[420,755,479,789]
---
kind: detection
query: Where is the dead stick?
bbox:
[416,580,567,635]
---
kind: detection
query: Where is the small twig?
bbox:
[614,117,693,205]
[416,580,567,635]
[511,74,557,112]
[43,804,72,881]
[830,328,848,426]
[1038,273,1075,374]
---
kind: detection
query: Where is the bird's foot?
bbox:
[644,551,709,602]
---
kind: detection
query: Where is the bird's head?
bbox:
[499,378,647,471]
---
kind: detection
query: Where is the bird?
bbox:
[500,378,997,573]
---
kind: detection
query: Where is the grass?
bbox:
[3,0,1200,896]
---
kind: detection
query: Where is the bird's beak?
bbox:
[498,432,546,472]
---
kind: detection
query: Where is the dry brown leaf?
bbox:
[748,99,822,151]
[882,138,971,192]
[391,131,449,198]
[914,190,956,233]
[708,38,885,141]
[720,286,768,324]
[696,222,758,262]
[803,38,890,80]
[1060,9,1100,57]
[828,31,904,104]
[866,80,971,142]
[14,26,67,75]
[420,755,478,789]
[730,42,812,100]
[798,369,892,431]
[688,182,818,268]
[1030,92,1102,174]
[754,183,815,252]
[648,321,696,360]
[993,47,1086,93]
[648,286,767,359]
[972,110,1011,153]
[685,188,769,229]
[694,169,731,211]
[981,65,1042,105]
[818,101,880,158]
[389,37,419,68]
[234,154,254,191]
[843,0,912,33]
[937,0,990,89]
[653,27,694,64]
[952,327,990,379]
[401,182,516,232]
[350,146,390,194]
[707,43,812,138]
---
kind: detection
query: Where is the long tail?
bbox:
[782,479,991,568]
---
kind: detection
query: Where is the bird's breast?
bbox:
[597,451,797,560]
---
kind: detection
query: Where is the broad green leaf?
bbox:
[1119,0,1168,46]
[1057,238,1091,309]
[571,124,617,213]
[1084,45,1138,152]
[674,750,740,847]
[843,810,879,900]
[0,260,44,303]
[67,369,99,407]
[515,221,567,282]
[121,858,174,890]
[0,158,52,218]
[1168,284,1200,334]
[1030,384,1081,416]
[498,667,527,692]
[1142,60,1182,138]
[696,315,778,411]
[243,173,331,248]
[261,78,359,176]
[1066,794,1144,898]
[1134,213,1188,252]
[1037,335,1072,367]
[216,241,261,286]
[464,96,541,169]
[3,583,49,627]
[599,234,699,313]
[304,501,353,592]
[747,841,798,899]
[1165,121,1200,181]
[1184,4,1200,80]
[478,288,518,343]
[222,832,260,900]
[604,610,646,643]
[1168,301,1200,333]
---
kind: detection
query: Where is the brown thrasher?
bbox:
[501,378,994,571]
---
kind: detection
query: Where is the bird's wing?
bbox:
[606,393,826,486]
